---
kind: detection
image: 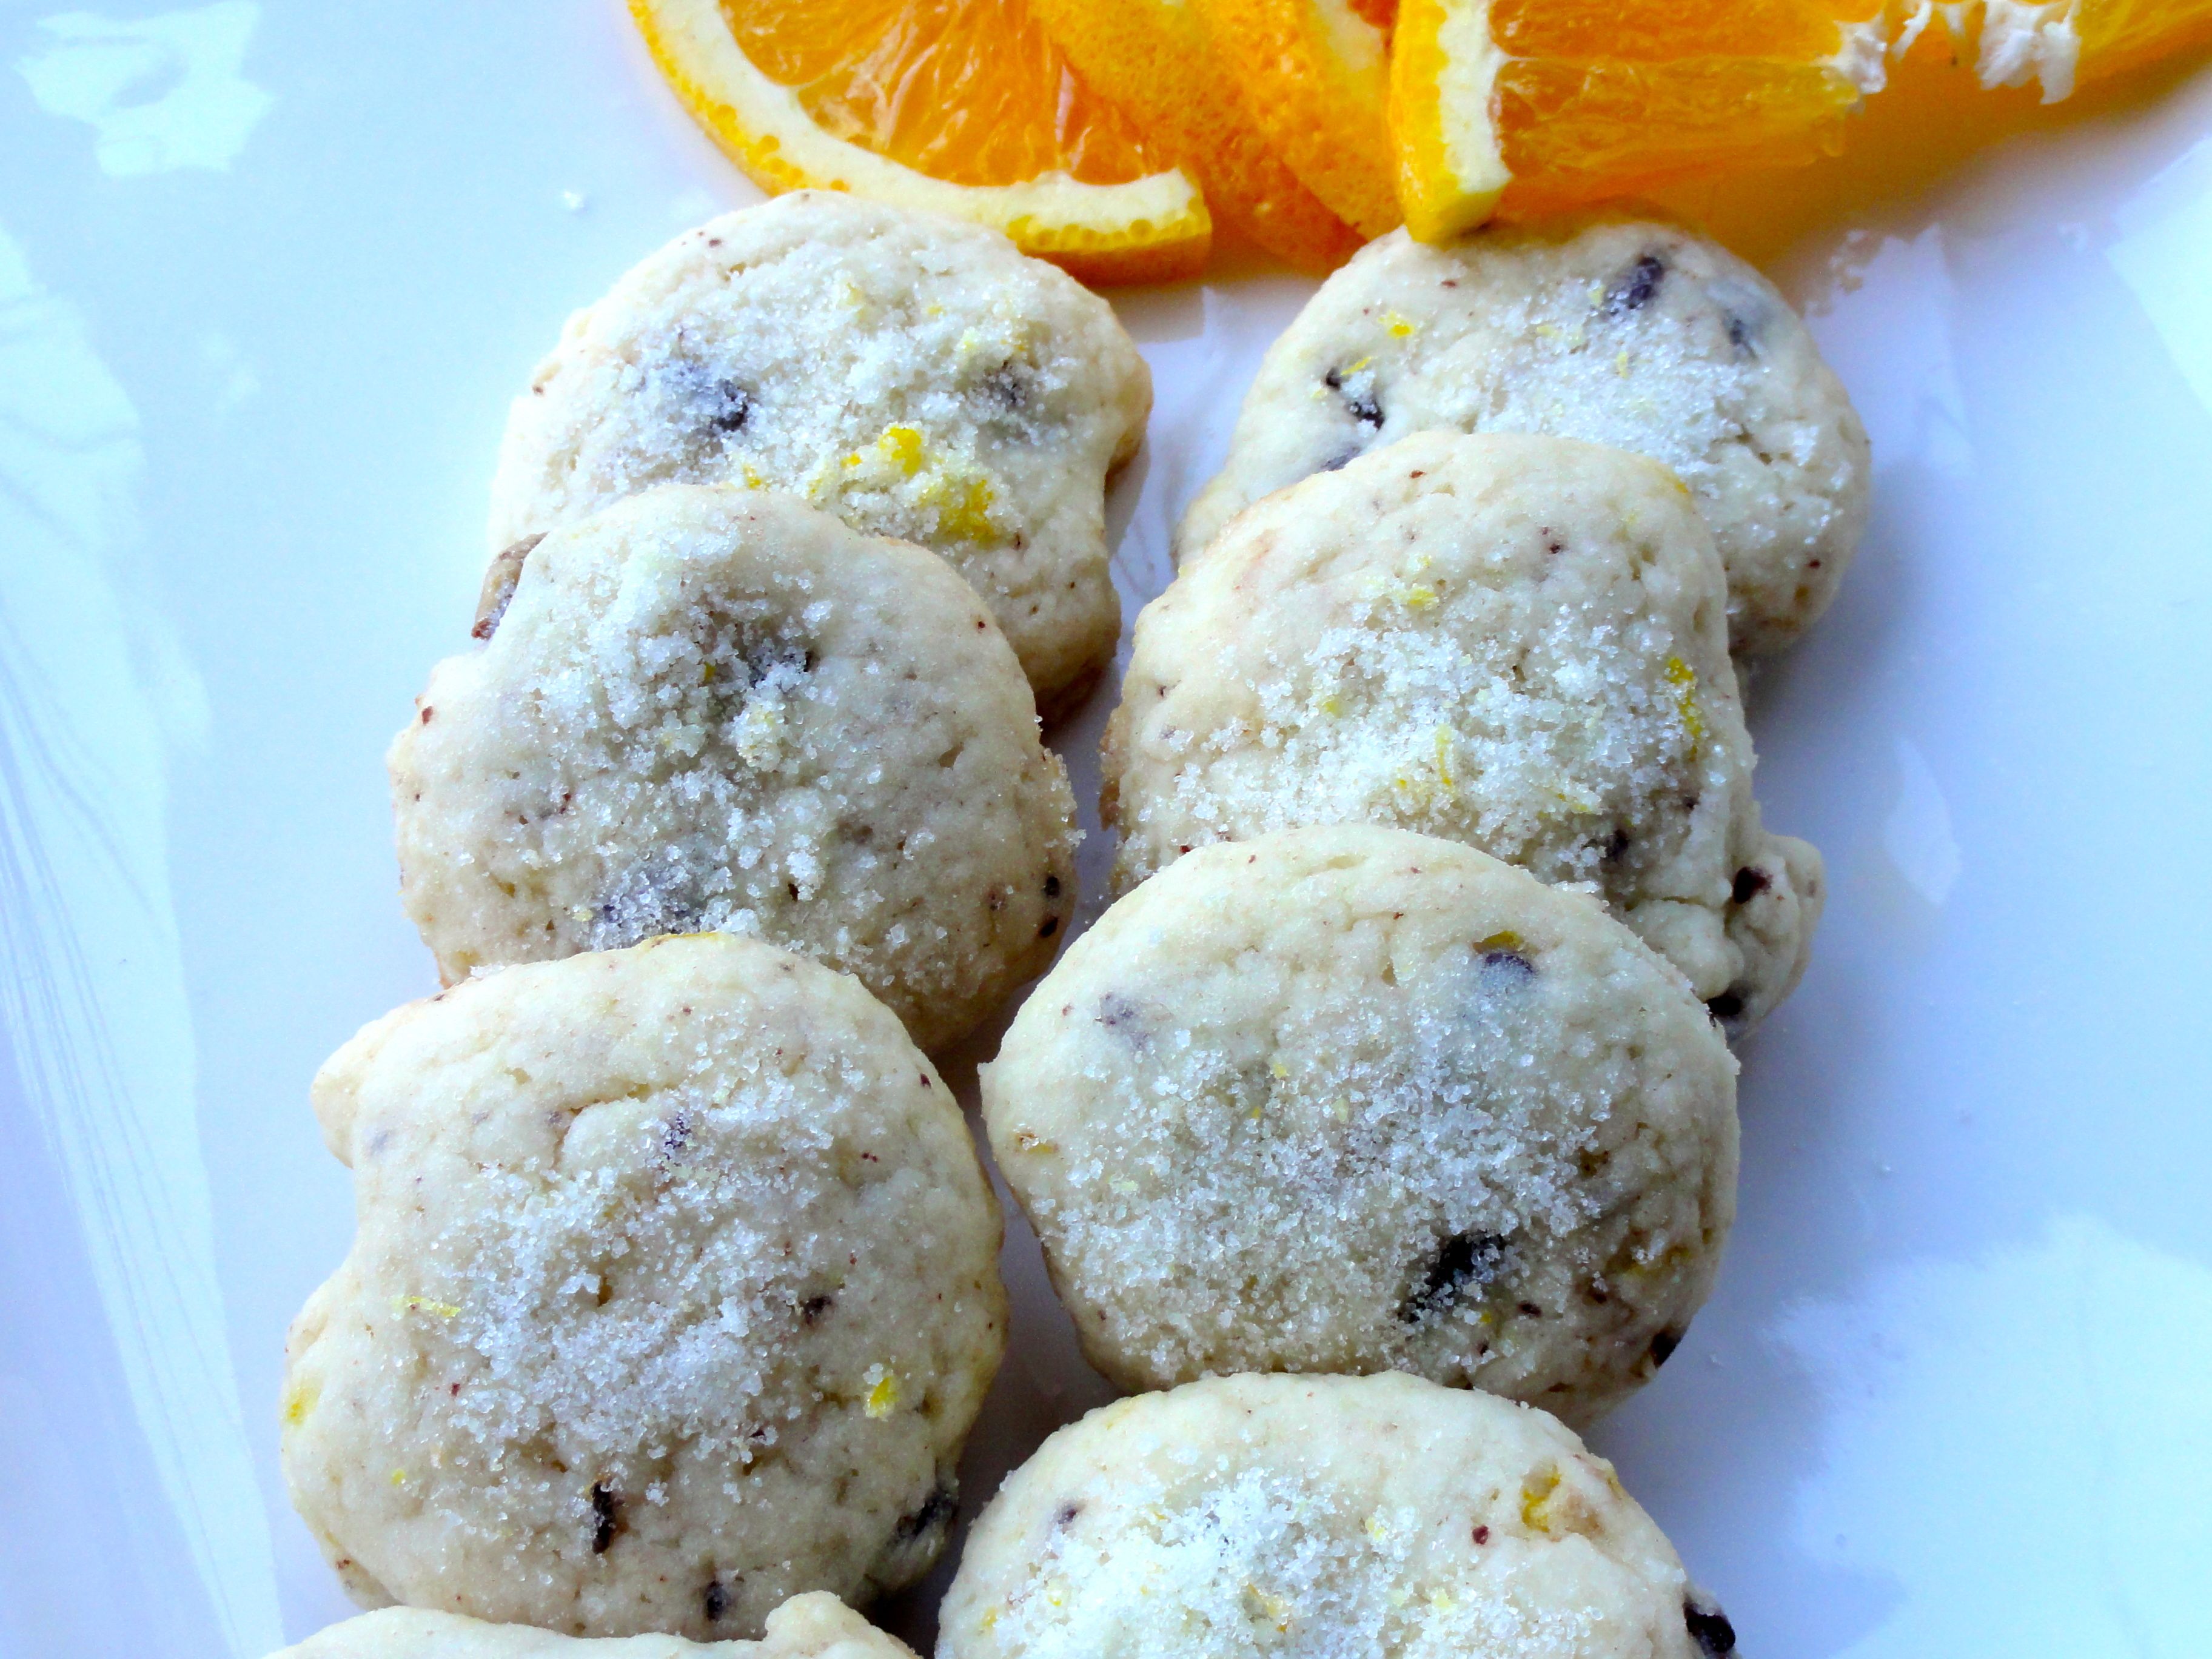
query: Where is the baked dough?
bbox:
[488,191,1149,716]
[392,484,1078,1053]
[281,936,1005,1640]
[269,1592,915,1658]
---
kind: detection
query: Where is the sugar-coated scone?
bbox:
[281,936,1005,1641]
[1178,213,1868,655]
[1107,432,1822,1036]
[488,192,1149,716]
[982,827,1737,1423]
[392,484,1078,1053]
[939,1372,1741,1659]
[270,1592,917,1658]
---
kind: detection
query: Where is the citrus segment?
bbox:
[1389,0,1888,241]
[631,0,1210,284]
[1926,0,2212,100]
[1207,0,1402,235]
[1028,0,1365,271]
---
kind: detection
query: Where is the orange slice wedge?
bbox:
[1390,1,1891,240]
[631,0,1211,284]
[1923,0,2212,99]
[1026,0,1364,270]
[1205,0,1402,236]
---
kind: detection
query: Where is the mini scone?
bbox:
[939,1372,1740,1659]
[392,484,1078,1053]
[270,1592,917,1658]
[983,826,1737,1422]
[1107,431,1822,1036]
[281,936,1006,1641]
[488,190,1150,716]
[1178,212,1869,655]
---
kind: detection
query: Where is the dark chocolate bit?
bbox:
[1096,993,1143,1035]
[1726,313,1752,353]
[1517,1301,1543,1318]
[1684,1600,1737,1656]
[892,1481,958,1544]
[1605,253,1667,317]
[1705,990,1746,1026]
[1038,915,1059,938]
[1731,866,1770,905]
[708,378,752,433]
[1649,1327,1684,1367]
[703,1580,729,1622]
[661,1110,692,1159]
[977,361,1030,412]
[1602,826,1633,865]
[1481,948,1535,984]
[473,533,546,641]
[590,1483,621,1553]
[1472,1524,1490,1544]
[1053,1501,1082,1529]
[1044,874,1062,899]
[1401,1230,1510,1322]
[799,1293,833,1325]
[1323,366,1383,428]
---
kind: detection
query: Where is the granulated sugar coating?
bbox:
[281,937,1004,1642]
[939,1373,1737,1659]
[488,192,1149,716]
[272,1590,919,1658]
[1106,432,1822,1037]
[982,828,1736,1423]
[1177,213,1869,655]
[391,484,1077,1054]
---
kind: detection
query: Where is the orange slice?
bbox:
[1390,1,1891,241]
[1026,0,1364,271]
[1205,0,1402,236]
[1921,0,2212,99]
[631,0,1210,284]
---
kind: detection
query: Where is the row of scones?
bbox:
[276,188,1865,1657]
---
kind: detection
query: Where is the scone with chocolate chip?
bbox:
[940,1372,1741,1659]
[1179,212,1868,654]
[984,826,1737,1423]
[1108,431,1821,1036]
[270,1592,917,1658]
[489,191,1150,717]
[394,483,1077,1053]
[281,936,1004,1641]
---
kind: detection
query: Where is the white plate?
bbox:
[4,5,2211,1655]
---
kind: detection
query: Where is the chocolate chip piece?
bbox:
[1044,873,1062,899]
[1481,948,1535,984]
[1705,990,1746,1026]
[1731,866,1770,905]
[1726,313,1753,352]
[703,1580,728,1622]
[1038,915,1059,938]
[799,1293,833,1325]
[1606,253,1667,316]
[1401,1230,1510,1322]
[1323,366,1383,427]
[708,378,752,433]
[1096,993,1142,1034]
[590,1482,621,1553]
[1602,826,1633,865]
[1649,1327,1684,1367]
[1053,1501,1082,1529]
[1472,1523,1490,1544]
[892,1481,957,1544]
[472,532,546,641]
[1684,1599,1737,1655]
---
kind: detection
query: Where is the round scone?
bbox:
[939,1372,1741,1659]
[488,190,1150,716]
[1107,431,1822,1036]
[281,935,1006,1641]
[982,826,1737,1422]
[392,484,1078,1054]
[1177,212,1869,654]
[272,1592,917,1658]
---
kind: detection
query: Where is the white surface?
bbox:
[2,5,2210,1656]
